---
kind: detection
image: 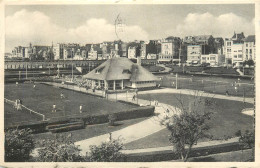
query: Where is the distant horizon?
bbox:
[5,4,255,52]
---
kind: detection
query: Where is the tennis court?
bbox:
[157,75,254,97]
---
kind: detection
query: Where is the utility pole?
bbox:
[26,63,28,79]
[176,73,178,89]
[49,63,50,75]
[179,40,182,67]
[72,63,74,80]
[19,71,21,80]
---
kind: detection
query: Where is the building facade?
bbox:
[128,46,137,59]
[159,37,180,63]
[243,35,255,61]
[187,45,202,64]
[201,54,225,66]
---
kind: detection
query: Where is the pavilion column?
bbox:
[121,80,124,90]
[104,80,108,89]
[113,80,116,90]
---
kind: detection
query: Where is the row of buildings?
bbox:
[8,32,255,66]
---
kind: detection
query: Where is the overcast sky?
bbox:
[5,4,255,52]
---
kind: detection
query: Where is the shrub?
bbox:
[87,137,125,162]
[108,114,117,126]
[5,128,35,162]
[37,133,84,162]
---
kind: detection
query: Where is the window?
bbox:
[250,49,252,54]
[227,42,231,46]
[238,55,242,58]
[246,49,248,53]
[246,44,248,47]
[234,55,237,58]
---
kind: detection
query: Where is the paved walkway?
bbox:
[75,101,178,155]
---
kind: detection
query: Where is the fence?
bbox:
[4,98,46,121]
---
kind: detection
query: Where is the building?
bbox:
[231,43,244,64]
[140,41,147,59]
[201,54,225,66]
[214,37,224,55]
[83,57,159,90]
[159,37,181,63]
[223,32,245,64]
[128,46,137,59]
[53,43,65,60]
[187,45,202,64]
[243,35,255,61]
[147,53,157,59]
[87,44,98,60]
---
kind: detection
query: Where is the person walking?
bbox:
[132,94,136,101]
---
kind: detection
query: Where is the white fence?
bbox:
[4,98,46,121]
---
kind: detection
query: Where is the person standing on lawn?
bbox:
[79,105,82,113]
[52,104,56,113]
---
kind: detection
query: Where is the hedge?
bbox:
[5,106,155,133]
[124,141,248,162]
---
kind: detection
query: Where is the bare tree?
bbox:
[160,91,214,161]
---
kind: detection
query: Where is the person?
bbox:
[14,99,18,109]
[235,86,238,93]
[33,84,36,88]
[60,92,65,99]
[16,82,18,86]
[132,94,136,101]
[79,105,82,113]
[52,104,56,113]
[158,84,160,88]
[16,99,22,111]
[226,90,229,96]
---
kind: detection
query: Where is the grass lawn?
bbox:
[125,93,254,150]
[181,149,254,162]
[5,103,42,127]
[34,117,149,147]
[4,83,137,126]
[157,74,254,97]
[143,65,165,72]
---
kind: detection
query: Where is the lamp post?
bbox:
[176,73,178,89]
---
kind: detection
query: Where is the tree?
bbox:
[236,130,255,161]
[247,60,255,67]
[160,93,214,162]
[5,128,35,162]
[37,133,84,162]
[87,137,125,162]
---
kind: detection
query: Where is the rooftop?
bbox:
[83,57,159,82]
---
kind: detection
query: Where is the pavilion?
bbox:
[82,57,159,90]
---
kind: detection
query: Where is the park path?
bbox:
[75,100,178,155]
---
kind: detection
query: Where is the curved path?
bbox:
[75,100,179,155]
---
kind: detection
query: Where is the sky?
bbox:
[5,4,255,52]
